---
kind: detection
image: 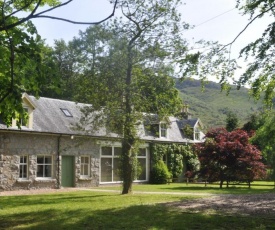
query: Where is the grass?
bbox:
[98,181,275,195]
[0,182,275,230]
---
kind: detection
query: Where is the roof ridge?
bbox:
[29,95,88,106]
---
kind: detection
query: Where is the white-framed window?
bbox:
[160,123,168,138]
[136,148,148,181]
[20,107,29,127]
[100,145,148,183]
[12,93,36,129]
[80,156,90,177]
[194,128,200,140]
[12,107,29,128]
[19,155,28,179]
[100,146,121,182]
[37,155,52,178]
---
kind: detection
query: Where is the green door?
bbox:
[61,156,75,187]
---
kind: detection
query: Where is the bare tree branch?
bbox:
[0,0,119,31]
[33,0,73,16]
[220,4,275,52]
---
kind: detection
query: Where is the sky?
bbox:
[30,0,272,78]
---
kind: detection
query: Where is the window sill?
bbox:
[79,177,92,181]
[35,178,56,183]
[17,179,32,183]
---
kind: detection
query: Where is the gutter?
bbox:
[0,129,123,142]
[57,134,62,189]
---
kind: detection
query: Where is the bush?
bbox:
[150,160,171,184]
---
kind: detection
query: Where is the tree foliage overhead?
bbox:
[0,0,118,125]
[235,0,275,104]
[181,0,275,104]
[250,111,275,180]
[195,128,266,188]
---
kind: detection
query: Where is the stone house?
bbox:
[0,93,204,191]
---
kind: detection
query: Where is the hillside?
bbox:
[175,78,263,130]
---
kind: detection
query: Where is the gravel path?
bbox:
[166,193,275,217]
[1,188,275,217]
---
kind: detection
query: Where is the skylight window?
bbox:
[60,108,73,117]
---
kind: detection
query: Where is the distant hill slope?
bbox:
[175,78,263,130]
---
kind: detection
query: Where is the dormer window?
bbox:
[12,106,32,128]
[160,123,168,138]
[144,115,169,138]
[194,128,201,140]
[19,107,29,127]
[12,93,36,129]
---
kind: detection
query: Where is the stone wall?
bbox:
[60,136,100,188]
[0,132,101,191]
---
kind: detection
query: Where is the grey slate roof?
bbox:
[0,95,203,143]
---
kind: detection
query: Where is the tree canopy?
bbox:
[235,0,275,104]
[195,128,266,188]
[182,1,275,105]
[0,0,118,126]
[226,111,239,132]
[250,112,275,180]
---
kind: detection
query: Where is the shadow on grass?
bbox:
[1,203,274,230]
[0,193,113,209]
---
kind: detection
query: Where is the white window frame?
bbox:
[160,123,168,138]
[194,127,200,140]
[100,144,149,184]
[36,155,52,179]
[12,107,29,128]
[20,107,29,127]
[80,156,90,178]
[100,146,121,183]
[19,155,28,179]
[135,148,148,182]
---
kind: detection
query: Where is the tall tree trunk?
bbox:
[121,40,136,194]
[219,180,223,189]
[121,136,135,194]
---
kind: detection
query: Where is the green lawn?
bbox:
[0,182,275,230]
[98,181,275,194]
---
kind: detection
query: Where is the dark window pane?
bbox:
[101,158,112,182]
[20,156,27,163]
[113,158,121,181]
[137,158,146,180]
[20,165,27,178]
[37,165,43,177]
[138,148,146,156]
[44,156,52,164]
[45,165,51,177]
[37,156,44,164]
[102,147,112,156]
[83,165,89,175]
[114,147,122,156]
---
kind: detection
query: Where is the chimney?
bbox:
[181,103,191,119]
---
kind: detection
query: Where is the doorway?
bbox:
[61,156,75,187]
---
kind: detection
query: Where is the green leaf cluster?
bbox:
[150,160,171,184]
[151,143,198,180]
